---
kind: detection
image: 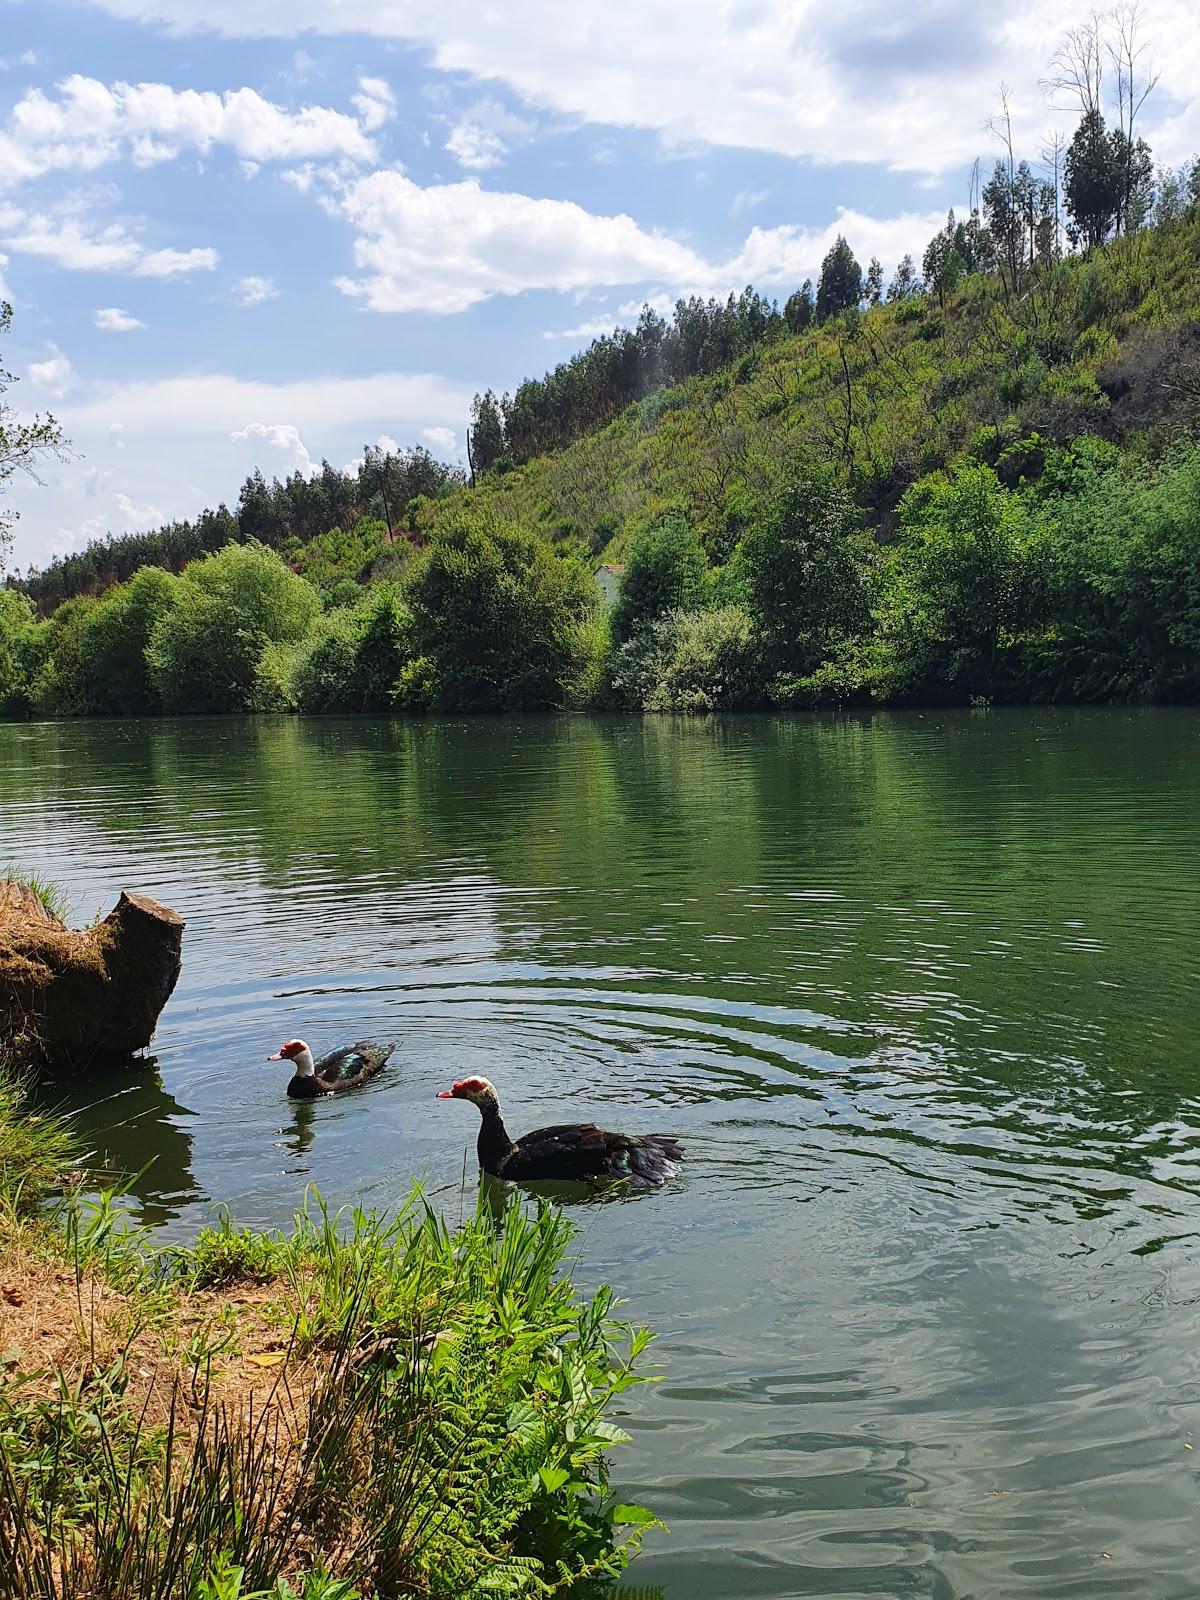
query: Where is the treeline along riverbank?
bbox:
[6,97,1200,715]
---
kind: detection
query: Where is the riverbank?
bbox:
[0,1071,660,1599]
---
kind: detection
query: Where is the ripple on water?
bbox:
[4,710,1200,1599]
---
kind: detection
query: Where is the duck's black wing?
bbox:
[314,1039,395,1091]
[499,1123,682,1184]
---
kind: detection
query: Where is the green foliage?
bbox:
[610,509,707,644]
[609,605,756,712]
[146,544,320,713]
[406,511,595,710]
[740,463,872,683]
[285,518,388,593]
[25,596,97,716]
[10,183,1200,718]
[0,1064,77,1216]
[0,1154,661,1599]
[1036,445,1200,700]
[877,463,1047,702]
[255,589,410,714]
[0,589,46,716]
[187,1210,284,1288]
[816,235,864,321]
[77,566,179,715]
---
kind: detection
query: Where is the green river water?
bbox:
[1,710,1199,1598]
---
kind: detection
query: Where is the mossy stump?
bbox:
[0,882,184,1073]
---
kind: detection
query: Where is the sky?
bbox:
[2,0,1198,572]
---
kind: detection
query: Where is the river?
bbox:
[2,710,1199,1598]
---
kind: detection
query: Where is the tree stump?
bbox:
[0,883,184,1073]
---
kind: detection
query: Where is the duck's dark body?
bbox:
[287,1040,394,1099]
[474,1097,682,1185]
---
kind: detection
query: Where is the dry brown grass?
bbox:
[0,1240,322,1442]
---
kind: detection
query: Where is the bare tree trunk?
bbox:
[0,885,184,1074]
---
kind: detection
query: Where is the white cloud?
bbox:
[28,350,78,397]
[352,76,395,132]
[64,369,471,440]
[344,431,404,473]
[230,420,317,477]
[0,73,381,191]
[422,424,457,452]
[443,98,533,172]
[543,315,618,340]
[0,250,8,300]
[233,274,280,306]
[334,170,709,313]
[50,519,99,559]
[115,490,163,526]
[723,206,946,287]
[95,305,145,330]
[67,0,1200,177]
[0,205,217,276]
[329,162,940,314]
[445,121,507,171]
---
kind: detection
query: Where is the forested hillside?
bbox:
[5,73,1200,717]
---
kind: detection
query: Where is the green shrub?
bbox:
[27,596,98,716]
[609,604,756,712]
[877,462,1048,701]
[406,511,595,710]
[187,1211,283,1288]
[0,590,47,718]
[255,588,410,713]
[146,544,320,713]
[77,567,178,715]
[610,508,707,644]
[740,461,872,682]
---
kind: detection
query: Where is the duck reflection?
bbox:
[276,1099,318,1166]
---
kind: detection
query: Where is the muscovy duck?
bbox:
[436,1076,683,1185]
[269,1038,394,1099]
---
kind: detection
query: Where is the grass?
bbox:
[0,1074,663,1599]
[1,864,71,924]
[0,1069,78,1220]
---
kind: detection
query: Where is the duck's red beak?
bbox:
[436,1088,455,1099]
[268,1052,284,1061]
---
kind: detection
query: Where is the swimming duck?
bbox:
[436,1076,683,1185]
[269,1038,394,1099]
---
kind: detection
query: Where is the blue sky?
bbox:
[3,0,1197,571]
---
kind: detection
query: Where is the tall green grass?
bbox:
[0,1068,77,1219]
[0,1175,662,1598]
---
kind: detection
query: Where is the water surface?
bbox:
[3,711,1199,1598]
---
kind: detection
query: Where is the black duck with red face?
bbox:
[436,1076,683,1186]
[269,1038,394,1099]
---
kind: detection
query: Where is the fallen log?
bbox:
[0,882,184,1073]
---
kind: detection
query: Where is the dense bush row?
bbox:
[4,427,1200,717]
